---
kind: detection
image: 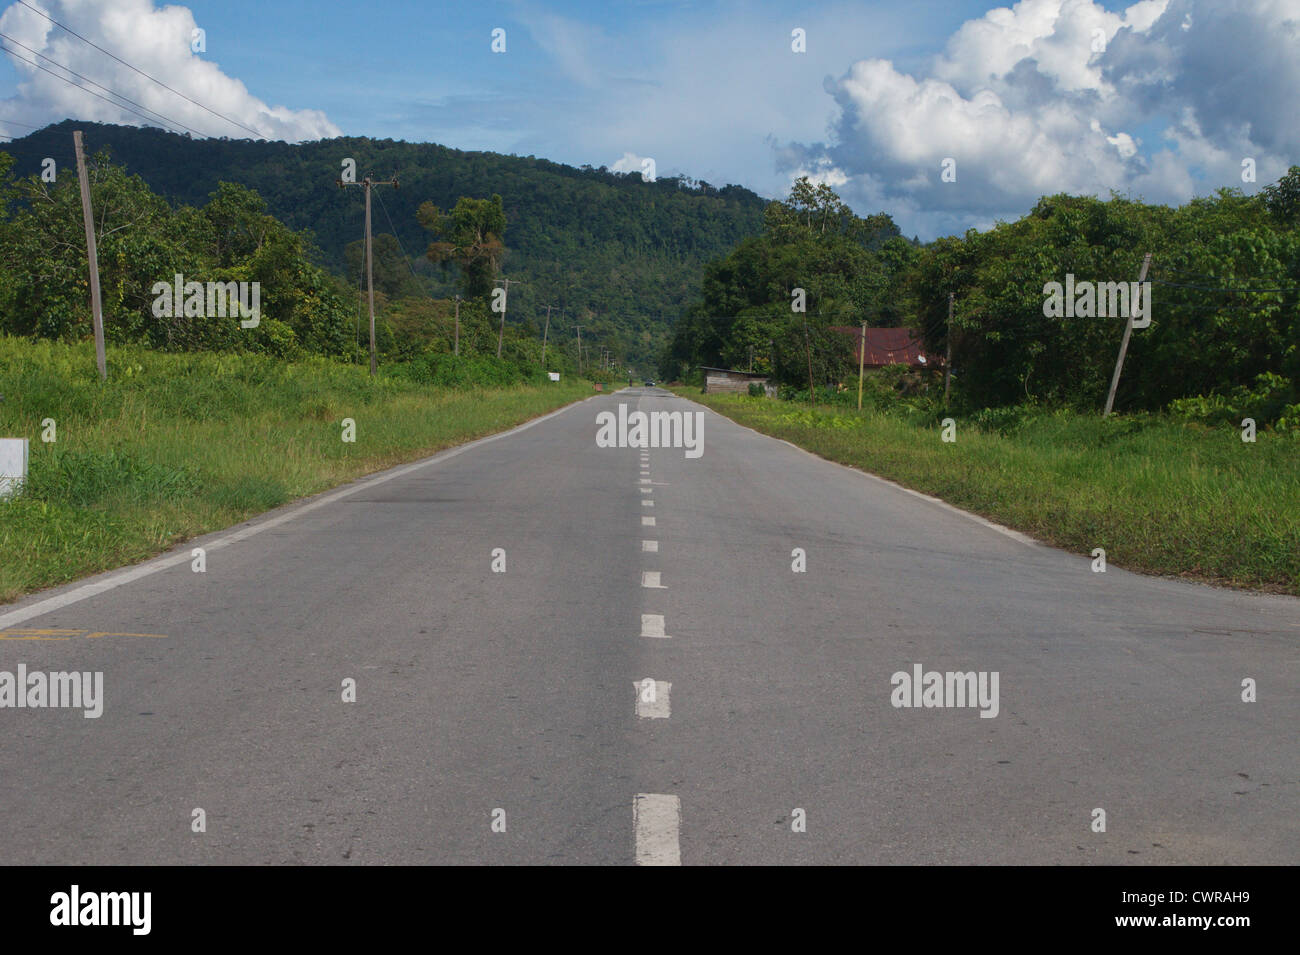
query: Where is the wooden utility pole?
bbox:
[857,320,867,410]
[337,175,399,376]
[541,304,552,366]
[748,344,754,373]
[803,320,816,405]
[493,277,523,358]
[1103,252,1153,417]
[73,131,106,382]
[453,295,460,356]
[574,325,585,375]
[943,292,954,408]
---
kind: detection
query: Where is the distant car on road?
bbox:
[644,380,655,387]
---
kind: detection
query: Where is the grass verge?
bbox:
[675,388,1300,595]
[0,337,590,602]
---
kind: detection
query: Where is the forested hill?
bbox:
[4,120,768,371]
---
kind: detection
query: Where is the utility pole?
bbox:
[857,320,867,410]
[748,344,754,373]
[1103,252,1153,417]
[574,325,585,375]
[453,295,460,356]
[337,174,399,376]
[803,319,816,405]
[943,292,954,408]
[493,277,523,359]
[73,131,106,382]
[541,304,552,366]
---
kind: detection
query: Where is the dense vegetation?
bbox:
[666,172,1300,427]
[0,146,613,381]
[3,121,769,373]
[660,177,919,386]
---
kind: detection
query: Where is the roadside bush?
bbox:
[1168,372,1297,428]
[397,352,538,388]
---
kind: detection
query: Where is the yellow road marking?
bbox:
[0,628,168,641]
[83,631,168,639]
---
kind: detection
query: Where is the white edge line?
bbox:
[680,399,1040,549]
[0,394,603,629]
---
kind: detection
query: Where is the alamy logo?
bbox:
[0,665,103,718]
[152,273,260,328]
[596,404,704,458]
[890,664,999,718]
[50,885,150,935]
[1042,274,1150,328]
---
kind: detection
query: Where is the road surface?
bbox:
[1,388,1296,864]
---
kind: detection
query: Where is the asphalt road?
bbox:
[2,387,1296,864]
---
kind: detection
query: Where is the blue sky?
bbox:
[0,0,1296,239]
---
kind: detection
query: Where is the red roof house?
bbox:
[831,326,939,368]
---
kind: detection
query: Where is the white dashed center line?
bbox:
[642,540,658,552]
[633,680,671,718]
[641,571,665,589]
[642,516,655,526]
[640,614,670,638]
[634,794,681,866]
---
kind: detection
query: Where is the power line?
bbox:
[0,40,189,135]
[373,185,425,286]
[14,0,265,139]
[0,30,211,137]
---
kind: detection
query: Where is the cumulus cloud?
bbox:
[779,0,1300,238]
[0,0,339,141]
[610,151,653,175]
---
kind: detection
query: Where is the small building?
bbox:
[831,327,939,369]
[700,366,775,396]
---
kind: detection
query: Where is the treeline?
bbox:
[664,172,1300,423]
[3,121,770,372]
[0,150,590,383]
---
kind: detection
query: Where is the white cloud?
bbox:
[610,151,646,172]
[0,0,339,141]
[779,0,1300,238]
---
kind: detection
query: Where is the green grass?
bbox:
[677,389,1300,595]
[0,337,590,602]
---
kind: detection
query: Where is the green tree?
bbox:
[418,194,506,299]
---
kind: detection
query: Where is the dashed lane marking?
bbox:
[634,794,681,866]
[634,680,671,719]
[640,614,670,639]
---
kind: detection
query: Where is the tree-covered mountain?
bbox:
[3,121,768,373]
